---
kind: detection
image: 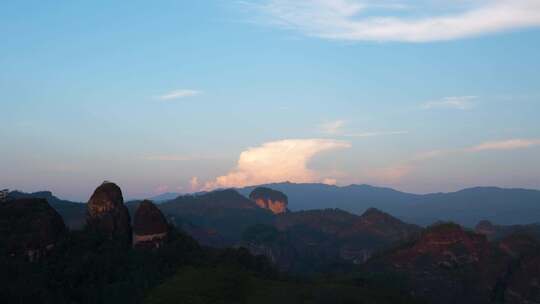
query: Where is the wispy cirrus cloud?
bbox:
[245,0,540,42]
[466,138,540,152]
[319,120,408,138]
[320,120,346,135]
[343,130,409,137]
[389,138,540,182]
[414,138,540,161]
[422,96,477,110]
[157,89,201,100]
[144,155,201,161]
[203,138,351,190]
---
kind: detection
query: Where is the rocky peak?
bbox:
[364,223,506,304]
[133,200,169,249]
[352,207,421,241]
[359,207,395,223]
[0,198,66,261]
[415,223,488,257]
[249,187,288,214]
[86,181,132,244]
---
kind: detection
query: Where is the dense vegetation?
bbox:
[0,224,422,304]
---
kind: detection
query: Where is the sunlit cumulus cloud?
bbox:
[422,96,477,110]
[157,89,201,100]
[204,139,351,190]
[189,177,200,191]
[247,0,540,42]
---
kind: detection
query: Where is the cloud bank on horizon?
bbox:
[203,139,351,190]
[247,0,540,42]
[182,137,540,193]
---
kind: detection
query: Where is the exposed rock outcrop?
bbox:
[160,189,274,245]
[86,181,131,244]
[133,200,169,249]
[249,187,288,214]
[349,207,421,241]
[476,220,540,241]
[0,198,66,261]
[7,190,87,229]
[365,223,510,304]
[244,208,421,272]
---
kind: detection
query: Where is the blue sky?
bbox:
[1,0,540,201]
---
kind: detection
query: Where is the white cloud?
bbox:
[320,120,346,135]
[204,138,351,189]
[467,139,540,152]
[343,130,408,137]
[189,177,200,191]
[422,96,477,110]
[157,89,201,100]
[247,0,540,42]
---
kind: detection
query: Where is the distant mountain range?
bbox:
[146,192,182,202]
[7,183,540,229]
[5,182,540,304]
[239,183,540,227]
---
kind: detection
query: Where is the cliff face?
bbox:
[249,187,288,214]
[7,190,87,229]
[365,223,540,304]
[160,189,274,245]
[86,181,132,244]
[0,198,66,261]
[476,220,540,241]
[345,208,421,242]
[497,234,540,304]
[133,200,169,249]
[244,208,421,272]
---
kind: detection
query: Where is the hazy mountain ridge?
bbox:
[8,183,540,231]
[239,183,540,226]
[4,183,540,303]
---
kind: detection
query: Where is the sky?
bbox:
[1,0,540,201]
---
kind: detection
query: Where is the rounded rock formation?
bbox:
[133,200,169,249]
[249,187,288,214]
[86,181,132,244]
[0,198,66,261]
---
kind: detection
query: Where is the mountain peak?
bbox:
[360,207,388,218]
[249,187,288,214]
